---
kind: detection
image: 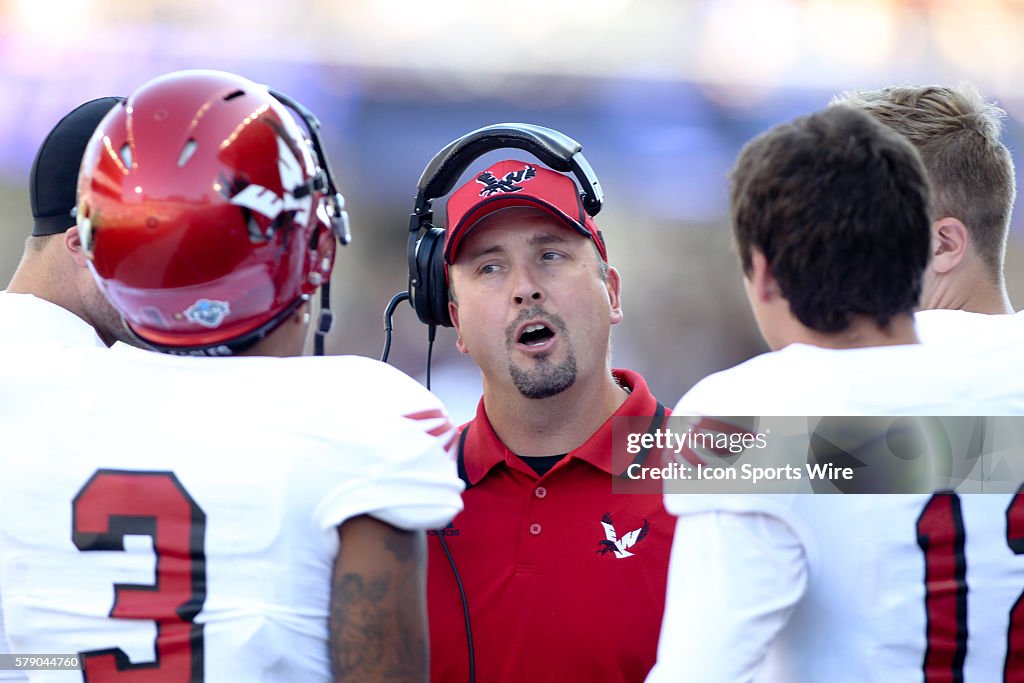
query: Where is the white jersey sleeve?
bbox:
[646,511,807,683]
[303,356,464,531]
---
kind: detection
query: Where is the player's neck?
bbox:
[923,265,1014,315]
[481,368,628,458]
[240,301,313,358]
[795,313,919,350]
[7,250,54,299]
[7,256,88,327]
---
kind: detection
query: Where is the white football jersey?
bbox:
[0,346,464,682]
[0,293,104,682]
[0,292,107,349]
[675,338,1024,416]
[652,493,1024,683]
[0,590,26,683]
[653,337,1024,683]
[915,308,1024,345]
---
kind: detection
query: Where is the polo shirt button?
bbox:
[535,486,547,499]
[529,523,542,535]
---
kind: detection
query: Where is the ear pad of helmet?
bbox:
[310,221,337,290]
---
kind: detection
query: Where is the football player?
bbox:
[1,96,139,349]
[835,84,1016,316]
[1,95,130,683]
[0,70,463,682]
[647,106,1024,683]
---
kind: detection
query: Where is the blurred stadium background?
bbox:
[1,0,1022,423]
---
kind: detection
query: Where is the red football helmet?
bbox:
[78,70,346,354]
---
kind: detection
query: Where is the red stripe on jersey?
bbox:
[404,409,456,457]
[405,409,447,422]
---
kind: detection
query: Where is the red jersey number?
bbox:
[917,488,1024,683]
[72,470,206,682]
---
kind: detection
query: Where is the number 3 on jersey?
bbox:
[72,470,207,682]
[917,487,1024,683]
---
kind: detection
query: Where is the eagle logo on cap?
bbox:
[477,165,537,197]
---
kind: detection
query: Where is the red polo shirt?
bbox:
[427,369,675,683]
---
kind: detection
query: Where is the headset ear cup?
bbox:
[412,227,452,327]
[428,228,450,327]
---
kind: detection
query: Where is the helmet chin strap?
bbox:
[314,280,333,356]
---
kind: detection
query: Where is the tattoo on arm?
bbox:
[330,517,428,683]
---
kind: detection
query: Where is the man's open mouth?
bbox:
[518,323,555,347]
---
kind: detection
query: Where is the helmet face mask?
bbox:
[78,69,338,354]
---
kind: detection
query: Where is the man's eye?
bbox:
[541,251,563,261]
[479,264,500,275]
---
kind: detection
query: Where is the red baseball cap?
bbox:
[443,159,607,265]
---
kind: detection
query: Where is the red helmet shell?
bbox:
[79,69,335,348]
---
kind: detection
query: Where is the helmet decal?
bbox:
[183,299,231,328]
[228,136,313,227]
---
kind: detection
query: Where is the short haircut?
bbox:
[730,105,932,333]
[833,84,1016,277]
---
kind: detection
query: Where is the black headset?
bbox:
[406,123,605,329]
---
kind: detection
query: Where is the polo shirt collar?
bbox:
[0,292,107,348]
[461,369,662,485]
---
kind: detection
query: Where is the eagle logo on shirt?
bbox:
[596,512,649,559]
[476,165,537,197]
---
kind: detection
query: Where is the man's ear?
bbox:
[606,266,623,325]
[448,300,468,354]
[930,217,968,274]
[64,226,90,269]
[749,249,779,302]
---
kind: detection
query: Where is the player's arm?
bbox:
[329,514,429,683]
[646,511,807,683]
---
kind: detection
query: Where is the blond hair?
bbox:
[832,84,1016,278]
